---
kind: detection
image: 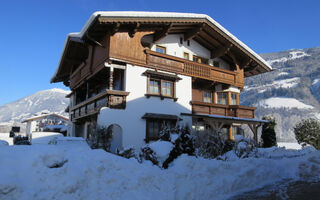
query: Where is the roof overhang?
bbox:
[51,11,272,83]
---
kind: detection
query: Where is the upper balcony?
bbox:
[191,101,256,119]
[145,50,244,88]
[70,90,129,122]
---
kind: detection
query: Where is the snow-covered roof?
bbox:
[52,11,272,82]
[22,113,69,123]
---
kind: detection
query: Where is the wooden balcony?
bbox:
[191,101,256,119]
[145,50,244,88]
[70,90,130,122]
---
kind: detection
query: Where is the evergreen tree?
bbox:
[294,118,320,149]
[261,116,277,147]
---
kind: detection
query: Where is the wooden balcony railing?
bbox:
[145,50,244,88]
[191,101,256,119]
[70,90,130,122]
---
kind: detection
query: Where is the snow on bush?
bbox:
[0,136,320,200]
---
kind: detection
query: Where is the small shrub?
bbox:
[87,124,112,151]
[233,138,257,158]
[159,123,171,142]
[294,118,320,149]
[117,147,136,159]
[261,116,277,148]
[139,146,159,165]
[194,129,234,159]
[163,125,195,169]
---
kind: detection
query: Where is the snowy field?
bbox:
[0,134,320,200]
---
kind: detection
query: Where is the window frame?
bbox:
[183,52,190,60]
[144,71,180,101]
[203,91,212,103]
[217,92,228,105]
[230,92,238,105]
[155,45,166,54]
[145,118,176,142]
[193,55,209,65]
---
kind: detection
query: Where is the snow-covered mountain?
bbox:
[242,47,320,142]
[0,88,69,123]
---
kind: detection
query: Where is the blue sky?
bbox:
[0,0,319,105]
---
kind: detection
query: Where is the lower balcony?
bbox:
[191,101,256,119]
[70,90,130,122]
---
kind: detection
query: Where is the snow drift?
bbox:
[0,138,319,200]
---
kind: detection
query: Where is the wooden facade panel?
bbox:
[191,101,255,118]
[109,32,153,65]
[147,54,183,73]
[192,105,210,114]
[145,50,244,88]
[210,107,226,115]
[192,88,203,102]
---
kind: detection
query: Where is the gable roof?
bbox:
[51,11,272,83]
[22,113,69,123]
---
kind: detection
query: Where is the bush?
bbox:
[87,124,112,151]
[233,137,257,158]
[163,125,195,168]
[117,147,137,159]
[194,129,234,159]
[139,146,159,165]
[294,118,320,149]
[261,116,277,148]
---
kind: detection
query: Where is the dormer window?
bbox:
[156,45,166,54]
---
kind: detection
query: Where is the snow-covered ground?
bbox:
[278,142,303,150]
[0,134,320,200]
[257,97,314,109]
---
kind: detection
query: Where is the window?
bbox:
[148,79,160,94]
[213,61,220,67]
[144,70,181,100]
[156,45,166,54]
[146,119,176,142]
[193,55,209,65]
[231,93,238,105]
[203,91,212,103]
[183,52,190,60]
[161,81,173,96]
[217,92,227,105]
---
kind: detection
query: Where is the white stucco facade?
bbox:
[97,64,192,148]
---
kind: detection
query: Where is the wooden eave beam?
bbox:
[110,23,121,36]
[211,43,233,59]
[153,23,173,42]
[184,23,205,41]
[128,23,140,38]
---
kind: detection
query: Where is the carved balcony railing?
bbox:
[191,101,256,119]
[145,50,244,88]
[70,90,130,122]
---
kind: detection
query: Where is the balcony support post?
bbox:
[109,67,114,90]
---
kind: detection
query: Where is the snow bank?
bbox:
[148,141,174,163]
[0,137,319,200]
[258,97,314,109]
[278,142,303,150]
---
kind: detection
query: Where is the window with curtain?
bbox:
[203,91,212,103]
[231,93,238,105]
[217,92,227,105]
